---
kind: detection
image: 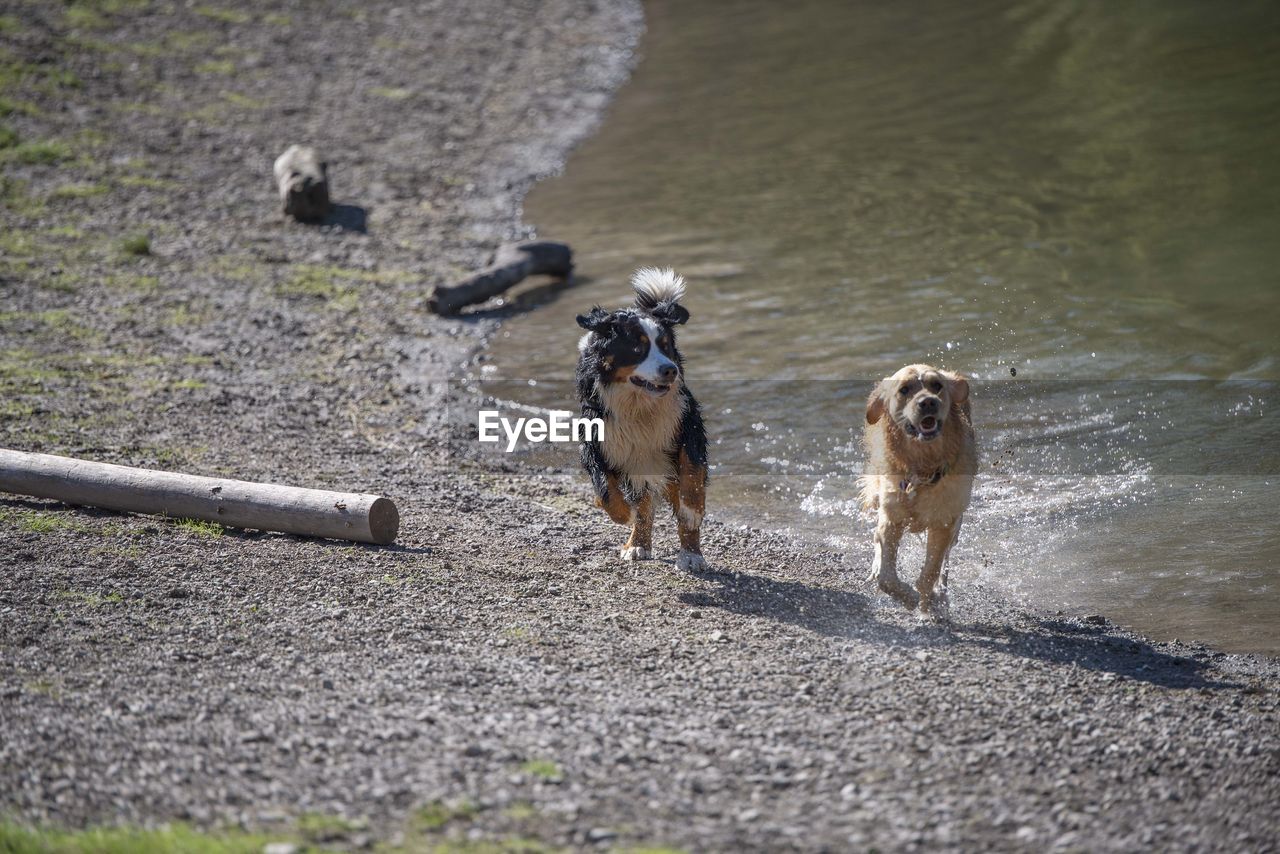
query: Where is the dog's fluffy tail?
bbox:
[632,267,686,310]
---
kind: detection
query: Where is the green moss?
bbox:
[0,14,22,35]
[0,125,17,148]
[193,5,251,24]
[263,12,291,26]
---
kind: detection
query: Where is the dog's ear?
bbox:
[576,307,613,334]
[651,301,689,326]
[865,384,886,425]
[947,372,969,404]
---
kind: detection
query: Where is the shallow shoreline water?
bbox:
[491,0,1280,656]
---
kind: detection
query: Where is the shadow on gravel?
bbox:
[954,620,1239,691]
[453,274,591,322]
[682,568,1236,691]
[324,203,368,233]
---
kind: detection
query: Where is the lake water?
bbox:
[478,0,1280,655]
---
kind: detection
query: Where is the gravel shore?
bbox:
[2,1,1278,851]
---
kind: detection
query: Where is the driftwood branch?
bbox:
[0,449,399,545]
[428,240,573,315]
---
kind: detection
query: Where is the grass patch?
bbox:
[194,59,235,75]
[194,5,251,24]
[263,12,291,26]
[414,800,479,831]
[119,232,151,256]
[370,86,414,101]
[17,512,76,534]
[64,5,110,29]
[118,174,178,190]
[0,14,22,35]
[0,125,17,149]
[56,589,125,607]
[174,517,222,538]
[49,182,110,200]
[219,91,263,109]
[0,97,41,117]
[4,140,73,166]
[519,759,561,780]
[0,821,280,853]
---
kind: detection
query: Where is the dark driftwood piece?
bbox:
[428,240,573,315]
[0,449,399,545]
[274,144,332,223]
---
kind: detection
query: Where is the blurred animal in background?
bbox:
[273,144,331,223]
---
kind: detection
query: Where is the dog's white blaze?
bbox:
[631,266,686,306]
[598,370,686,494]
[631,317,677,383]
[578,332,593,353]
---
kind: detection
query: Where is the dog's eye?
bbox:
[928,381,942,392]
[899,386,911,396]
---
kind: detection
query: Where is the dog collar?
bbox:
[899,465,948,495]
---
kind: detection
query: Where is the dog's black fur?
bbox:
[575,270,708,564]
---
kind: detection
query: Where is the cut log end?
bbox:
[367,496,400,545]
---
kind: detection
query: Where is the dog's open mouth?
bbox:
[629,376,672,396]
[907,415,941,441]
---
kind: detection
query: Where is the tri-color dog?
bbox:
[860,364,977,615]
[575,268,708,570]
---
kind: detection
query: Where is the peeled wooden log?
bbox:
[273,144,332,223]
[0,449,398,545]
[428,240,573,315]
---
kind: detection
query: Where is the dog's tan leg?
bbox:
[666,452,707,571]
[598,473,634,525]
[621,489,654,561]
[870,516,918,609]
[918,519,961,616]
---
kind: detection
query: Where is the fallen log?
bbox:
[0,449,398,545]
[428,240,572,315]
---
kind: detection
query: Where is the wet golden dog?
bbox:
[860,364,977,615]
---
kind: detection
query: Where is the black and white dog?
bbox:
[575,268,708,570]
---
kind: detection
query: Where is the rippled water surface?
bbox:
[481,0,1280,654]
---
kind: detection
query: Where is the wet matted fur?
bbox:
[860,364,978,615]
[576,268,709,570]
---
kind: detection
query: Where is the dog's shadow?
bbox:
[680,567,1234,690]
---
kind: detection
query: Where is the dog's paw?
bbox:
[676,550,707,571]
[918,588,951,621]
[879,579,920,611]
[620,546,653,561]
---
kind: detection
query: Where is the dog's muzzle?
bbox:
[629,375,672,396]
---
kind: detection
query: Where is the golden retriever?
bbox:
[860,364,977,615]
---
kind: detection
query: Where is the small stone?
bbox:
[586,828,618,843]
[263,844,299,854]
